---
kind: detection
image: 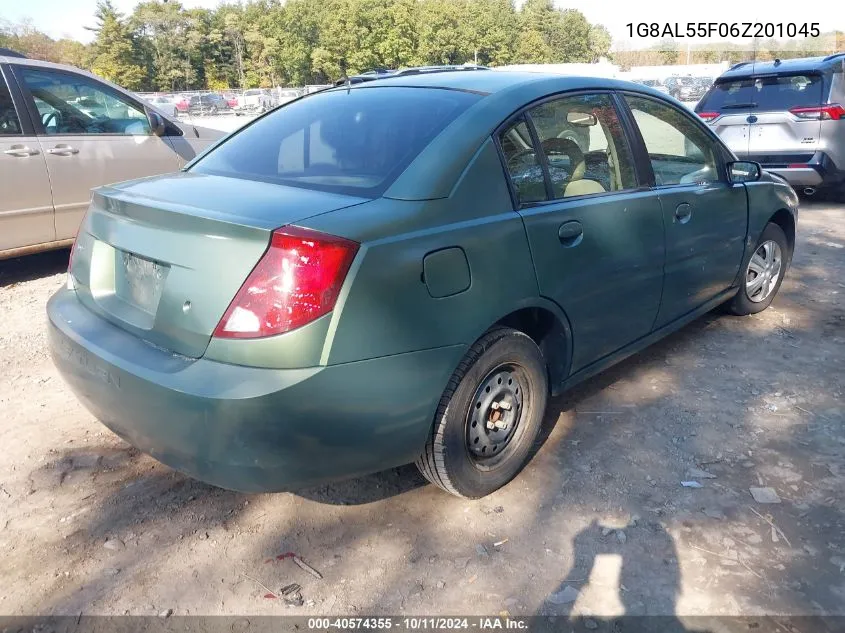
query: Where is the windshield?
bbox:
[699,73,824,112]
[192,86,481,197]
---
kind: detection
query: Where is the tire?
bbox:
[728,222,791,316]
[415,327,548,498]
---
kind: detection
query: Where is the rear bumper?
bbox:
[748,151,844,188]
[48,287,462,492]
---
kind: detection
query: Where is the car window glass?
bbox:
[194,86,480,197]
[699,74,823,111]
[498,118,547,205]
[625,95,718,186]
[529,93,636,198]
[20,68,150,136]
[0,78,21,135]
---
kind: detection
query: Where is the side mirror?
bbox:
[728,160,762,183]
[147,110,166,136]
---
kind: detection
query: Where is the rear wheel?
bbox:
[415,327,548,498]
[728,222,790,315]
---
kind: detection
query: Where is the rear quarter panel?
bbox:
[302,138,542,365]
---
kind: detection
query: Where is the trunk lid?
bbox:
[709,112,751,156]
[70,171,368,358]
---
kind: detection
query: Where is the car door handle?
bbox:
[674,203,692,224]
[47,145,79,156]
[558,221,584,247]
[3,145,39,157]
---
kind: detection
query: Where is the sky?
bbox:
[1,0,841,49]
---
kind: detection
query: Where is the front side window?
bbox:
[528,93,637,198]
[20,69,149,136]
[193,86,481,197]
[625,95,718,186]
[0,77,21,135]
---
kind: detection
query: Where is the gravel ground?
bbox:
[0,199,843,620]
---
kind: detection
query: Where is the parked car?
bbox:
[302,84,332,94]
[0,52,224,259]
[665,76,697,101]
[187,92,231,115]
[276,88,301,106]
[236,88,273,112]
[145,94,179,118]
[696,54,845,196]
[222,91,240,108]
[688,77,714,101]
[174,94,191,113]
[635,78,670,95]
[49,69,798,498]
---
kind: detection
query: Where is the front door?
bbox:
[0,68,54,253]
[14,66,181,241]
[498,92,665,372]
[622,94,747,328]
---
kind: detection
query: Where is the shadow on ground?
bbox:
[0,248,69,287]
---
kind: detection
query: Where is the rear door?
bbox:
[622,93,747,328]
[13,66,182,241]
[500,92,665,372]
[0,65,55,254]
[746,73,824,162]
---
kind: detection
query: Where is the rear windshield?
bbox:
[699,73,824,112]
[192,86,481,197]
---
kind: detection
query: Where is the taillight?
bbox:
[697,111,720,122]
[789,104,845,121]
[213,226,359,339]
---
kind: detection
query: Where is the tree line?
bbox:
[0,0,611,91]
[1,0,841,92]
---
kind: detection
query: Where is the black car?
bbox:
[187,93,231,115]
[687,77,714,101]
[664,76,697,101]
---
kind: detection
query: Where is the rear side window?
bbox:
[529,93,637,197]
[700,73,824,112]
[499,118,546,204]
[0,77,21,135]
[192,87,481,197]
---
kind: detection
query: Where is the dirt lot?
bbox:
[0,199,844,621]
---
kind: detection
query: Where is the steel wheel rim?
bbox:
[746,239,783,303]
[466,364,526,469]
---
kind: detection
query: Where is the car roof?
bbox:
[334,70,681,201]
[719,53,845,80]
[326,70,659,97]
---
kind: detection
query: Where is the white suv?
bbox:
[696,53,845,197]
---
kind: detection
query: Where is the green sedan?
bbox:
[48,69,799,498]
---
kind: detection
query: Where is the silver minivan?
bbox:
[695,54,845,196]
[0,51,223,260]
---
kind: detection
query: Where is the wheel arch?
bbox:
[767,208,796,259]
[489,299,574,395]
